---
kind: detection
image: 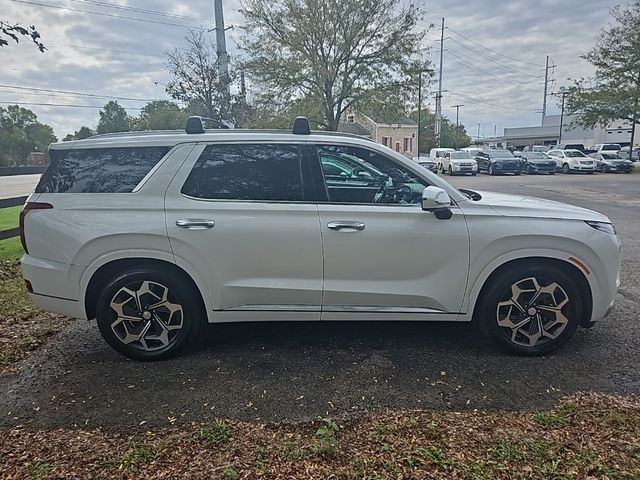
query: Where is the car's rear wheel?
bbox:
[478,264,583,355]
[562,163,570,174]
[448,165,454,176]
[489,164,496,175]
[96,267,202,360]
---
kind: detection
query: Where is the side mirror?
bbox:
[421,186,451,211]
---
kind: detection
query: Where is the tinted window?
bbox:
[526,152,549,159]
[451,152,470,159]
[602,144,621,151]
[181,144,303,201]
[36,147,170,193]
[318,145,428,205]
[489,150,514,159]
[565,151,586,158]
[601,153,623,159]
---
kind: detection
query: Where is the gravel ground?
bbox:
[1,173,638,430]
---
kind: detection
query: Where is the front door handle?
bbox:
[327,221,366,231]
[176,218,215,229]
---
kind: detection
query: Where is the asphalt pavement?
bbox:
[0,174,40,199]
[1,172,639,430]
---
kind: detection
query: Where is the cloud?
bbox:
[1,0,618,138]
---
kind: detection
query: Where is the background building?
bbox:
[339,111,418,158]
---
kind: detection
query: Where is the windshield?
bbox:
[490,150,514,158]
[564,151,586,158]
[602,144,621,151]
[451,152,471,159]
[526,152,549,159]
[601,153,623,159]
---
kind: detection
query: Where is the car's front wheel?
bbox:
[96,267,202,360]
[562,163,571,174]
[478,263,584,355]
[489,164,496,175]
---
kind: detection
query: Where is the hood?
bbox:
[527,158,555,165]
[471,190,610,222]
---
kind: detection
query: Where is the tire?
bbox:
[514,171,521,176]
[477,263,583,356]
[562,163,570,174]
[471,172,477,176]
[549,171,555,175]
[448,165,454,176]
[96,267,202,360]
[489,164,495,176]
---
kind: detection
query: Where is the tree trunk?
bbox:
[632,70,640,161]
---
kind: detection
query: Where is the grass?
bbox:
[0,392,638,479]
[0,205,21,231]
[0,237,23,261]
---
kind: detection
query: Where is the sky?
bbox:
[0,0,622,139]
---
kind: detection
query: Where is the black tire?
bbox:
[96,267,202,360]
[471,172,477,176]
[549,171,555,175]
[477,263,584,356]
[448,165,454,176]
[489,164,495,175]
[562,163,570,174]
[514,171,521,176]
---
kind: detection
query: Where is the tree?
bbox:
[63,126,94,141]
[96,101,131,134]
[0,105,56,166]
[239,0,428,131]
[410,108,471,153]
[0,21,45,52]
[166,29,246,125]
[565,0,640,159]
[134,101,189,131]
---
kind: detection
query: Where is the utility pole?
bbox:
[417,71,422,157]
[558,87,566,144]
[452,104,463,126]
[435,17,445,147]
[213,0,230,112]
[493,124,497,138]
[541,55,549,125]
[477,123,480,140]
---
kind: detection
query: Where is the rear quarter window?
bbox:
[36,146,171,193]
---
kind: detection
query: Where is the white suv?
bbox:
[547,149,596,173]
[439,151,478,175]
[21,117,621,360]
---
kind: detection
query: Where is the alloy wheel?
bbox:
[109,280,184,352]
[496,277,570,348]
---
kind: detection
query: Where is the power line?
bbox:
[65,0,214,23]
[446,26,544,68]
[446,36,544,78]
[9,0,208,29]
[446,50,540,93]
[0,101,143,110]
[58,43,165,58]
[0,84,162,102]
[447,89,539,111]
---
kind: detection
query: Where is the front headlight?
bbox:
[585,221,616,235]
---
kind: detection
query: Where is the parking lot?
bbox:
[1,172,639,430]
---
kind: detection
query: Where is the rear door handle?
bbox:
[327,221,366,231]
[176,218,215,229]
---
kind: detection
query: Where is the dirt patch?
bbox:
[0,392,638,479]
[0,261,71,375]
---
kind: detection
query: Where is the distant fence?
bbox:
[0,196,27,240]
[0,166,47,177]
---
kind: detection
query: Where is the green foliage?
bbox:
[120,442,157,474]
[240,0,429,130]
[565,1,640,131]
[193,419,231,446]
[63,126,94,141]
[25,458,51,479]
[134,101,189,131]
[0,21,45,52]
[410,108,471,152]
[315,416,340,458]
[0,105,57,166]
[96,100,131,134]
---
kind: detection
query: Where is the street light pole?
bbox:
[417,71,422,157]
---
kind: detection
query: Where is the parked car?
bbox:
[21,116,620,359]
[522,145,549,153]
[520,152,556,175]
[413,156,438,173]
[475,149,521,175]
[440,151,478,176]
[460,147,483,158]
[429,147,455,164]
[556,143,586,152]
[547,149,595,174]
[590,144,622,153]
[588,152,634,173]
[512,150,523,158]
[619,146,640,161]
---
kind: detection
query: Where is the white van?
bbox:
[429,148,455,168]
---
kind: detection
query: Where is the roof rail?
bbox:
[185,116,233,133]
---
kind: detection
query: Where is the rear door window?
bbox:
[36,147,170,193]
[181,144,304,201]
